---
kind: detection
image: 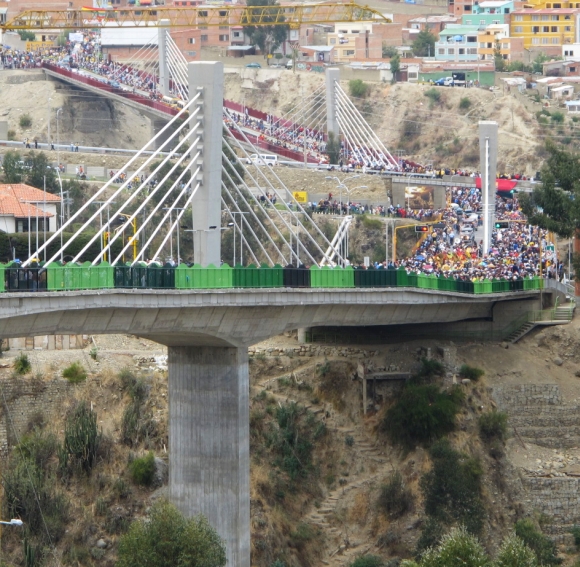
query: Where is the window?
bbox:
[344,49,355,55]
[542,37,549,43]
[532,37,540,44]
[502,42,509,48]
[351,30,360,33]
[438,48,445,54]
[565,25,571,31]
[459,48,465,54]
[198,10,208,16]
[448,47,455,54]
[552,37,560,43]
[570,66,576,71]
[486,42,493,48]
[504,7,510,12]
[532,26,540,32]
[531,14,539,20]
[219,34,229,41]
[467,47,477,54]
[479,41,486,47]
[515,25,523,32]
[464,4,472,10]
[219,25,228,29]
[330,37,336,44]
[201,34,208,41]
[465,19,472,23]
[514,14,523,20]
[492,19,500,23]
[219,10,227,16]
[541,14,549,20]
[543,26,550,31]
[199,25,208,29]
[232,31,241,37]
[186,51,196,57]
[480,19,486,24]
[552,14,560,20]
[551,26,558,31]
[188,38,195,44]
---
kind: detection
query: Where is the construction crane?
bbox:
[3,3,391,30]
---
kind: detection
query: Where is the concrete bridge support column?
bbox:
[158,20,171,97]
[151,118,177,151]
[168,345,250,567]
[479,121,498,255]
[326,67,340,140]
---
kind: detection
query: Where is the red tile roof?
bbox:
[0,184,59,219]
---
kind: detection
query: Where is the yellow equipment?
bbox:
[3,3,391,30]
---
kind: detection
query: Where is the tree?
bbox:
[117,500,226,567]
[412,30,436,57]
[532,53,549,74]
[494,534,538,567]
[25,151,58,193]
[382,43,398,59]
[18,30,35,41]
[390,53,401,84]
[349,79,369,98]
[242,0,288,56]
[2,150,24,183]
[494,40,506,73]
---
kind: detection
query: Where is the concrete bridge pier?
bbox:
[168,345,250,567]
[151,118,178,151]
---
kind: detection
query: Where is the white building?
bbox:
[0,184,61,234]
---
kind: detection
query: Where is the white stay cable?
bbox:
[165,39,189,88]
[148,179,201,262]
[275,83,325,128]
[24,94,201,266]
[165,45,189,99]
[222,118,344,265]
[84,126,202,265]
[109,40,158,84]
[336,105,377,167]
[220,146,315,265]
[133,175,200,264]
[102,141,202,265]
[335,85,398,167]
[220,195,261,266]
[220,172,280,265]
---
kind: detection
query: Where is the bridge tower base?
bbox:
[168,346,250,567]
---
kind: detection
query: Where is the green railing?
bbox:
[1,263,546,296]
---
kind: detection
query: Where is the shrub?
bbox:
[419,527,488,567]
[413,358,445,384]
[361,215,383,230]
[459,364,484,381]
[89,346,98,361]
[350,556,384,567]
[571,524,580,548]
[7,129,16,141]
[60,401,102,475]
[551,111,565,123]
[345,435,354,447]
[13,352,31,375]
[495,534,538,567]
[381,385,464,449]
[349,79,369,98]
[129,451,156,486]
[424,88,441,104]
[478,411,508,441]
[416,517,446,554]
[62,361,87,384]
[459,97,471,110]
[116,500,226,567]
[514,519,561,566]
[19,114,32,129]
[420,439,485,535]
[377,472,413,519]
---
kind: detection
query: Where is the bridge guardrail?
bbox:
[1,262,547,296]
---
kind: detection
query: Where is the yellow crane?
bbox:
[2,3,391,30]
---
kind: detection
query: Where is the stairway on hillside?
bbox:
[254,360,395,566]
[494,384,580,543]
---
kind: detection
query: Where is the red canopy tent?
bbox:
[475,178,518,192]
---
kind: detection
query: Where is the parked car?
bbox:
[246,62,261,69]
[434,76,454,86]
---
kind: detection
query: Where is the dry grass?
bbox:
[349,491,371,526]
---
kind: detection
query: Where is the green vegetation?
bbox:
[377,471,413,519]
[381,385,463,449]
[424,88,441,104]
[60,401,102,475]
[116,500,226,567]
[459,97,472,111]
[478,411,508,441]
[18,30,35,41]
[62,361,87,384]
[349,555,385,567]
[420,439,485,535]
[13,352,32,375]
[390,53,400,84]
[349,79,370,98]
[413,358,445,384]
[382,44,398,59]
[242,0,288,55]
[129,451,156,486]
[459,364,484,381]
[3,429,69,544]
[326,131,341,165]
[515,519,561,566]
[360,214,383,230]
[412,30,436,57]
[19,114,32,129]
[120,369,158,447]
[571,524,580,548]
[551,111,565,123]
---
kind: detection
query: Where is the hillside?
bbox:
[2,316,580,567]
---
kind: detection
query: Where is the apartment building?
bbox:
[434,24,480,61]
[462,0,515,26]
[477,24,524,61]
[510,8,580,55]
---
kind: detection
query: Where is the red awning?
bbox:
[475,178,518,191]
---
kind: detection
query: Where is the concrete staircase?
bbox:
[506,322,536,344]
[506,300,575,344]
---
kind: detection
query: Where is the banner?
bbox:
[292,191,308,203]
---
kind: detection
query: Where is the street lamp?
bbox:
[0,519,23,526]
[56,108,62,168]
[325,174,362,215]
[230,211,249,266]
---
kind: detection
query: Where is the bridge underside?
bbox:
[0,288,545,567]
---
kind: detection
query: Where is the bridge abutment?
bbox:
[168,345,250,567]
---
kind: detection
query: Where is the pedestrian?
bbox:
[50,141,55,150]
[70,141,74,152]
[75,143,79,152]
[34,139,38,149]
